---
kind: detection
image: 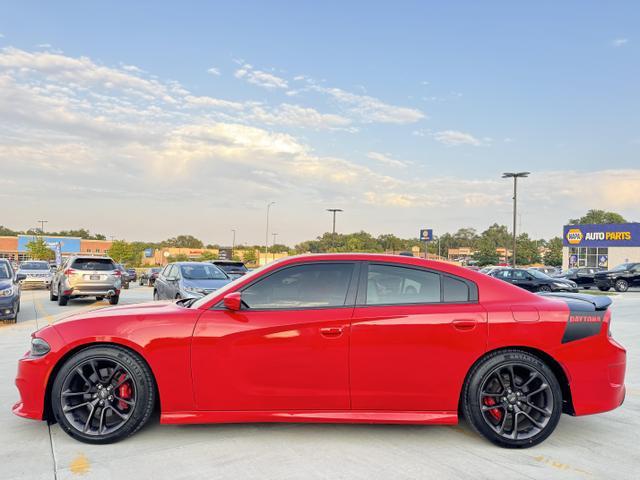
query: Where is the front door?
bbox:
[350,263,487,412]
[191,262,358,411]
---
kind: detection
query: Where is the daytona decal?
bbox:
[561,309,605,343]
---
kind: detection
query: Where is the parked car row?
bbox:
[0,259,26,322]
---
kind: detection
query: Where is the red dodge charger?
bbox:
[13,254,626,447]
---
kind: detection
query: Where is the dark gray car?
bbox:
[153,262,231,300]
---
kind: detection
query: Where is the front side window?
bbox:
[242,263,355,309]
[366,264,440,305]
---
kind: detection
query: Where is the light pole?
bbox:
[37,219,48,234]
[326,208,343,235]
[231,229,236,257]
[502,172,530,267]
[272,233,278,261]
[265,201,275,263]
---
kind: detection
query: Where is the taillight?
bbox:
[64,268,76,276]
[113,270,121,276]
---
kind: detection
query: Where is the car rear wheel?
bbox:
[153,290,159,300]
[95,296,104,301]
[50,285,58,301]
[51,345,155,444]
[598,286,611,292]
[614,279,629,292]
[462,349,562,448]
[109,295,119,305]
[57,286,69,306]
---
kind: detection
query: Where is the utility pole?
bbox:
[502,172,530,268]
[265,202,275,264]
[326,208,343,250]
[37,219,48,234]
[231,229,236,257]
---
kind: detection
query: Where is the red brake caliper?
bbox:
[483,396,503,421]
[116,373,132,410]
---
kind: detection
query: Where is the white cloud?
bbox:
[366,151,409,168]
[234,63,288,89]
[432,130,486,147]
[611,38,629,47]
[249,103,352,130]
[207,67,221,76]
[312,85,425,124]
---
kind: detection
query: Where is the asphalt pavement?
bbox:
[1,285,638,479]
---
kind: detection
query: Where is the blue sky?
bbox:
[0,2,638,244]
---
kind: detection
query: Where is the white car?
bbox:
[17,261,53,289]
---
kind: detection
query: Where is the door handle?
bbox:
[320,327,343,338]
[452,319,477,331]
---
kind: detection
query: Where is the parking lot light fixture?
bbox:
[502,172,530,267]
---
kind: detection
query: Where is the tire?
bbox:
[598,286,611,292]
[153,290,159,301]
[51,345,155,444]
[57,286,69,306]
[123,282,129,290]
[109,295,120,305]
[50,284,59,301]
[614,279,629,293]
[462,349,562,448]
[538,285,551,292]
[96,296,104,301]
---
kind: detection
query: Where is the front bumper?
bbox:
[0,296,18,319]
[551,285,579,293]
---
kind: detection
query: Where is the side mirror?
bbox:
[15,273,26,282]
[223,292,242,311]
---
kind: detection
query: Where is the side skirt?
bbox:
[161,410,458,425]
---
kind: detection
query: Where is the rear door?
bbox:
[350,262,487,412]
[511,269,536,291]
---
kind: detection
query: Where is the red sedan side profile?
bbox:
[13,254,626,448]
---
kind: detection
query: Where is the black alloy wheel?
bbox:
[538,285,552,292]
[51,346,155,444]
[463,349,562,448]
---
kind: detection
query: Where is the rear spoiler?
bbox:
[538,292,612,311]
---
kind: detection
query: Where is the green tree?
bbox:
[472,241,499,266]
[515,233,541,265]
[162,235,204,248]
[108,240,136,264]
[242,250,258,266]
[198,251,218,261]
[167,253,190,262]
[26,237,54,261]
[544,237,563,267]
[0,225,19,236]
[569,209,626,225]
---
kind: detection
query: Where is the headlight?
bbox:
[553,282,569,288]
[183,286,203,295]
[30,338,51,357]
[0,286,14,297]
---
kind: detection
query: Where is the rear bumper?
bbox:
[20,279,51,288]
[557,336,626,416]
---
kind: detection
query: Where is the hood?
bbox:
[53,300,181,325]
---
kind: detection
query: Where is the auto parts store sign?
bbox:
[563,223,640,247]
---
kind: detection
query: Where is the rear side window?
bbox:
[242,263,355,309]
[71,258,115,271]
[366,264,440,305]
[443,275,470,302]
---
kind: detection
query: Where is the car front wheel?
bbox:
[614,279,629,292]
[462,349,562,448]
[51,345,155,444]
[598,286,611,292]
[538,285,551,292]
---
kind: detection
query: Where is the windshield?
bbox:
[181,264,227,280]
[528,269,551,279]
[610,263,631,272]
[0,263,11,279]
[20,262,49,270]
[191,262,272,309]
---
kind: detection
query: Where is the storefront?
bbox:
[562,223,640,270]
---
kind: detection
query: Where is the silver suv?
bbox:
[50,256,121,306]
[17,260,53,289]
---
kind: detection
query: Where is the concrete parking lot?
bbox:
[1,286,638,479]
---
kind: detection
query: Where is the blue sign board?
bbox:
[17,235,81,253]
[419,229,433,242]
[144,248,154,258]
[563,223,640,247]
